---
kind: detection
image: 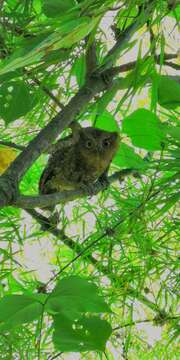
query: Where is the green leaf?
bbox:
[164,125,180,142]
[168,4,180,21]
[43,0,77,18]
[97,78,131,115]
[0,295,43,330]
[122,108,164,150]
[72,54,86,87]
[113,143,148,169]
[46,276,111,320]
[53,314,112,352]
[95,110,119,132]
[157,75,180,109]
[43,48,72,65]
[117,5,139,30]
[0,70,22,84]
[0,17,99,76]
[0,80,38,124]
[155,193,180,217]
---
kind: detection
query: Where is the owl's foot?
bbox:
[98,175,110,190]
[80,182,95,197]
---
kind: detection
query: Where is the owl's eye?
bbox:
[102,139,110,147]
[86,140,93,148]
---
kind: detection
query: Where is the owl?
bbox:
[39,126,120,199]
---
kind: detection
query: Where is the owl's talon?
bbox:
[80,183,95,196]
[99,177,110,189]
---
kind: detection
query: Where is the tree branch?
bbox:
[164,61,180,70]
[14,169,135,209]
[0,75,109,207]
[106,53,178,77]
[113,315,179,331]
[85,39,97,77]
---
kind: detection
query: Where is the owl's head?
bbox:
[78,127,120,161]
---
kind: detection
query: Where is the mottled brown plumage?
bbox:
[39,126,120,197]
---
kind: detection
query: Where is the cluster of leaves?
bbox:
[0,276,112,352]
[0,0,180,359]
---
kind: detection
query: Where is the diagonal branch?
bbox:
[0,75,109,207]
[25,208,99,267]
[85,39,97,78]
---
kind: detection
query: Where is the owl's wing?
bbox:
[39,163,56,195]
[39,146,70,194]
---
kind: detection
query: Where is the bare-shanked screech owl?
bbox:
[39,125,120,198]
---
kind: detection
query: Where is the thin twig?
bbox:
[48,352,63,360]
[25,70,64,110]
[25,208,102,267]
[113,315,180,331]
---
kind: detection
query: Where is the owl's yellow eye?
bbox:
[103,139,110,147]
[86,140,93,148]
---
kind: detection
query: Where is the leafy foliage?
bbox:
[157,75,180,109]
[0,0,179,359]
[0,276,111,352]
[53,315,112,352]
[0,80,38,124]
[122,108,165,150]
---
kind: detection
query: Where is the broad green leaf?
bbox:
[46,276,111,320]
[0,80,38,124]
[157,76,180,109]
[43,0,77,18]
[122,108,164,150]
[0,70,22,84]
[0,17,100,76]
[42,48,72,65]
[53,314,112,352]
[95,110,119,132]
[0,295,43,330]
[113,143,148,169]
